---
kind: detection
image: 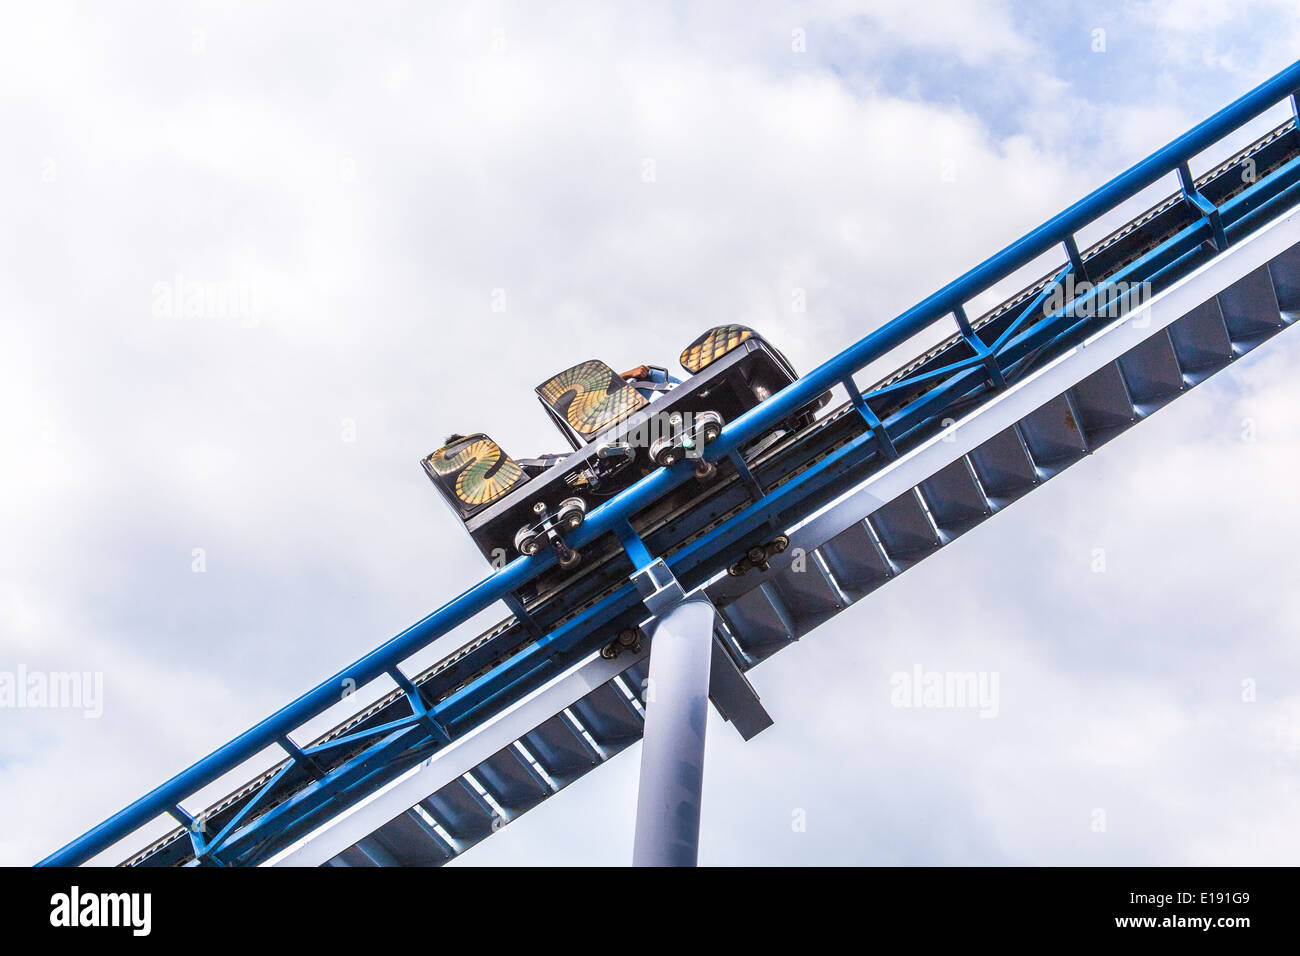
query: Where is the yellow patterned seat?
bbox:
[680,324,754,374]
[536,359,649,439]
[425,434,527,515]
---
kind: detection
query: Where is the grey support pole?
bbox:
[632,596,716,867]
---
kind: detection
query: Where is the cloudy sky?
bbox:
[3,0,1299,866]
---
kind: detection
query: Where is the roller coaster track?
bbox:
[38,59,1300,867]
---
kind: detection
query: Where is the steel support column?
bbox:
[631,597,715,867]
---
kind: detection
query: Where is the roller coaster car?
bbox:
[422,325,826,567]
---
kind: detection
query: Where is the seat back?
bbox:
[423,433,528,519]
[536,359,649,441]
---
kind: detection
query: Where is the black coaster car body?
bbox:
[423,329,820,565]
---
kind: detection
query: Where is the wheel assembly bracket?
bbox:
[648,409,724,471]
[514,496,587,567]
[726,534,789,576]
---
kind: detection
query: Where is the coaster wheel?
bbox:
[514,526,544,556]
[650,437,682,468]
[556,496,587,530]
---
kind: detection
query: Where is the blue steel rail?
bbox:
[40,59,1300,867]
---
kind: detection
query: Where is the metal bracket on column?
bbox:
[633,562,767,728]
[631,559,773,741]
[631,558,687,618]
[708,639,773,741]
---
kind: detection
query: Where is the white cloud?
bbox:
[2,0,1297,866]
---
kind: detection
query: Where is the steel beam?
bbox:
[40,57,1300,867]
[632,597,716,867]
